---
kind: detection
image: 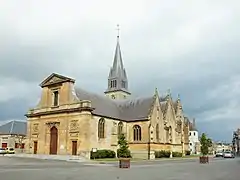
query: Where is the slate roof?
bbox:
[75,87,156,121]
[189,121,198,131]
[0,121,27,135]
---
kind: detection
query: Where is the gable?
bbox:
[164,99,176,121]
[40,73,75,88]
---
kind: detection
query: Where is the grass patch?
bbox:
[92,155,201,162]
[92,158,145,162]
[93,158,118,162]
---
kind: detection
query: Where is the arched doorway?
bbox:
[50,126,58,155]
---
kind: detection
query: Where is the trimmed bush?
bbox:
[90,149,116,159]
[117,134,131,158]
[117,149,131,158]
[172,152,182,157]
[155,150,171,158]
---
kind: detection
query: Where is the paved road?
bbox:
[0,156,239,180]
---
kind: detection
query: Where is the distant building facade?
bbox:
[0,121,27,150]
[214,142,232,153]
[188,118,200,154]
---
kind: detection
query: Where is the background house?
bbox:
[0,120,27,152]
[188,118,200,154]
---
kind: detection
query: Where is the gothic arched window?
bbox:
[133,125,141,141]
[156,124,159,141]
[118,122,123,136]
[98,118,105,138]
[165,128,169,143]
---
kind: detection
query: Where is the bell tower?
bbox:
[104,25,131,100]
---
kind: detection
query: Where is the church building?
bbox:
[25,35,190,159]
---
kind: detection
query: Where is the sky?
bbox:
[0,0,239,142]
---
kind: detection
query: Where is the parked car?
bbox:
[0,148,7,155]
[223,151,235,158]
[215,151,224,157]
[6,148,15,154]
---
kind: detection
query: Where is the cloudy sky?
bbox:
[0,0,239,142]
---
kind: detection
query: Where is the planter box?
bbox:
[119,158,130,168]
[199,156,209,164]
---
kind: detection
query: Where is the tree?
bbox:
[200,133,212,156]
[117,134,131,158]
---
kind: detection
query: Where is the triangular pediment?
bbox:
[40,73,75,88]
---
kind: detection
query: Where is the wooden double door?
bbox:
[50,126,58,155]
[34,141,38,154]
[72,141,77,155]
[49,126,78,155]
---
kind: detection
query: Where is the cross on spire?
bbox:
[116,24,120,38]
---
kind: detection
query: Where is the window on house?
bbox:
[112,80,116,87]
[122,81,125,88]
[189,132,191,136]
[156,124,159,141]
[118,122,123,136]
[111,95,116,99]
[98,118,105,138]
[133,125,141,141]
[53,91,59,106]
[190,143,192,146]
[21,143,25,149]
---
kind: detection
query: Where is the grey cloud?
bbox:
[0,0,240,142]
[0,98,31,120]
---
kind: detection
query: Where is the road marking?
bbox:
[0,169,43,173]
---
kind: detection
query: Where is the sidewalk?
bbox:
[5,153,215,165]
[5,153,90,163]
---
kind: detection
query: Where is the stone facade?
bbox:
[25,36,190,159]
[25,73,190,159]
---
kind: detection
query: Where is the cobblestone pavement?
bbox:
[0,156,239,180]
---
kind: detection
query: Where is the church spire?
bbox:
[104,25,131,99]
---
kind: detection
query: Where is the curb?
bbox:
[90,156,216,164]
[90,157,199,164]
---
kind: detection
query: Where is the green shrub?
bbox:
[172,152,182,157]
[90,149,116,159]
[117,149,131,158]
[117,134,131,158]
[155,150,171,158]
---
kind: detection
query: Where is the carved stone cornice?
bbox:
[46,121,60,128]
[25,106,95,118]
